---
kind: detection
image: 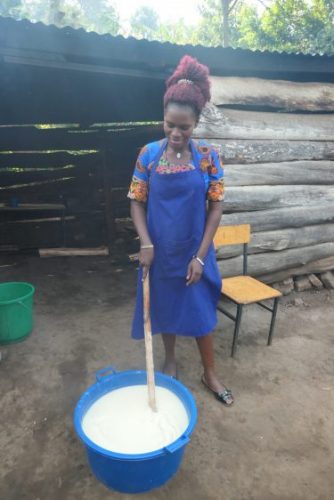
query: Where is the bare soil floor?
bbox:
[0,256,333,500]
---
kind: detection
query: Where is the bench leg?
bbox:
[267,297,279,346]
[231,304,243,357]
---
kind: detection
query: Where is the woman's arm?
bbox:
[186,201,223,286]
[130,200,154,280]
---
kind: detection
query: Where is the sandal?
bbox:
[201,375,234,406]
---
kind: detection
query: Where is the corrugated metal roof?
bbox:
[0,15,333,125]
[1,15,333,84]
[3,15,333,58]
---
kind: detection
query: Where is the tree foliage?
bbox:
[3,0,120,34]
[258,0,334,54]
[0,0,22,17]
[130,6,159,40]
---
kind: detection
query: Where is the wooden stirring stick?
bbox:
[143,272,157,412]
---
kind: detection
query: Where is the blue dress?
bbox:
[128,139,225,339]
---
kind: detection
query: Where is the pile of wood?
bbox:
[194,76,334,284]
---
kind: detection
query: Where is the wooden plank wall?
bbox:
[193,76,334,282]
[0,124,161,250]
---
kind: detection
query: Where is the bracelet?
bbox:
[141,244,154,249]
[192,255,204,266]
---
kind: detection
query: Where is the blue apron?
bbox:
[131,139,221,339]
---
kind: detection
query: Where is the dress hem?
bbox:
[132,319,218,340]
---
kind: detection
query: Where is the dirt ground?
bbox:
[0,255,333,500]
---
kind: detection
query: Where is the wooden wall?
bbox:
[1,73,334,287]
[193,76,334,283]
[0,124,160,251]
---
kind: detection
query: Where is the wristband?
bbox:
[141,244,154,249]
[192,255,204,266]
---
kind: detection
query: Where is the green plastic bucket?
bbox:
[0,282,35,344]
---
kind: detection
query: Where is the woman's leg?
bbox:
[162,334,177,377]
[196,334,232,397]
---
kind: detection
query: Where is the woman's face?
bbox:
[164,103,198,151]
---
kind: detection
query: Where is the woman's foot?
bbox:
[162,359,178,378]
[202,370,234,406]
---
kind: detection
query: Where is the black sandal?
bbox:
[201,375,234,406]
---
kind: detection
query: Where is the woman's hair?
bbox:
[164,55,211,119]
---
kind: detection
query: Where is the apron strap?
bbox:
[149,139,168,179]
[189,139,201,171]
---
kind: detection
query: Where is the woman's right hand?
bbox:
[139,247,154,281]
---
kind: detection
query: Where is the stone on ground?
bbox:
[294,275,313,292]
[320,271,334,289]
[308,273,324,289]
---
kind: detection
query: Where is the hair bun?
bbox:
[164,55,211,116]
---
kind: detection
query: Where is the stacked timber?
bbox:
[193,76,334,284]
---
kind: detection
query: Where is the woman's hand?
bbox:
[186,258,203,286]
[139,247,154,281]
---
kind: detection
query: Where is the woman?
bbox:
[128,55,233,406]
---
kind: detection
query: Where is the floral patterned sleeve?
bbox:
[207,147,225,202]
[127,145,149,203]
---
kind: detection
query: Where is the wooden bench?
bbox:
[214,224,282,357]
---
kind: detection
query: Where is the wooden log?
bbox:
[0,124,162,151]
[101,149,115,253]
[143,273,157,412]
[250,224,334,253]
[216,224,334,259]
[208,139,334,164]
[210,76,334,112]
[224,160,334,186]
[0,203,65,211]
[223,185,334,212]
[221,204,334,231]
[218,242,334,278]
[0,151,99,169]
[39,247,108,257]
[258,256,334,284]
[194,104,334,141]
[0,163,97,187]
[0,176,103,206]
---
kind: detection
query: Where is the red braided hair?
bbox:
[164,55,211,118]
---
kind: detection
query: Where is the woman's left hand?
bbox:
[186,258,203,286]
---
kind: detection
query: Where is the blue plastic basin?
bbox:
[73,366,197,494]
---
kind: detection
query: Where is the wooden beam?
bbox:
[220,204,334,231]
[0,125,162,152]
[210,76,334,111]
[223,185,334,212]
[224,160,334,186]
[101,149,116,253]
[217,242,334,278]
[0,151,99,169]
[39,247,108,257]
[209,139,334,163]
[216,223,334,259]
[194,104,334,141]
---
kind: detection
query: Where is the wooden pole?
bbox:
[143,272,157,412]
[101,148,116,255]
